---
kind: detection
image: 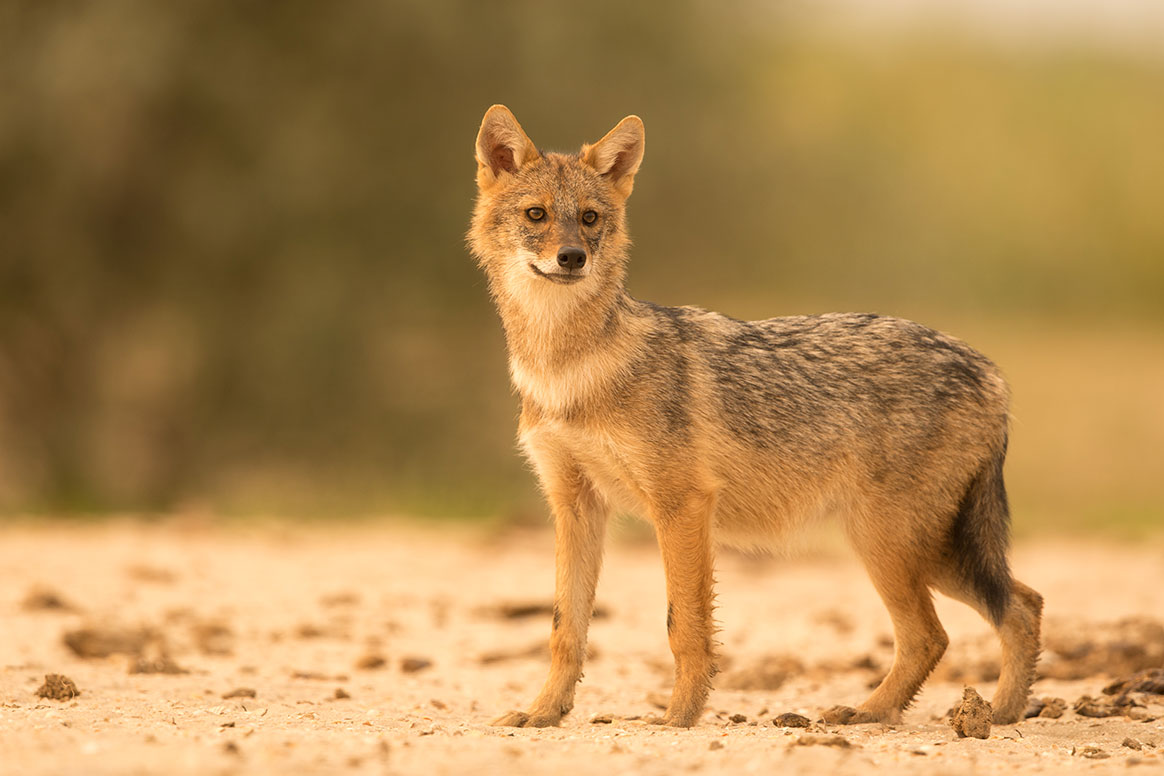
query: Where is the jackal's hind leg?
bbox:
[932,574,1043,725]
[824,552,948,725]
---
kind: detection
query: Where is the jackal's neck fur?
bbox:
[469,105,647,414]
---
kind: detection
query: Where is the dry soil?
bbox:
[2,520,1163,775]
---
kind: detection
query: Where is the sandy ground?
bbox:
[2,520,1163,776]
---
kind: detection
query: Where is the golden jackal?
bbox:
[468,105,1042,729]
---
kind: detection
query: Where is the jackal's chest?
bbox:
[519,418,650,518]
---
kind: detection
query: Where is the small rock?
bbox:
[222,687,256,699]
[590,714,613,724]
[334,687,351,699]
[1023,697,1046,718]
[950,687,992,739]
[773,712,811,728]
[1123,738,1143,751]
[431,699,447,710]
[709,740,724,750]
[400,657,432,673]
[36,674,80,701]
[222,741,241,757]
[729,713,747,723]
[1077,745,1110,760]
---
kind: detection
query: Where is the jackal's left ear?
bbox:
[581,116,645,198]
[475,105,540,189]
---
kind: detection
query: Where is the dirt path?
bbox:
[2,521,1162,775]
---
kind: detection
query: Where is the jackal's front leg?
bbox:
[491,480,608,728]
[650,490,718,728]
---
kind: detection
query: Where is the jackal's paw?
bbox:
[820,705,882,725]
[490,709,562,728]
[642,711,700,728]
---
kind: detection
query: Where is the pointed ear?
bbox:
[581,115,645,198]
[475,105,540,189]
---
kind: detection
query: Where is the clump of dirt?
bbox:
[355,654,386,670]
[291,670,348,681]
[129,655,187,675]
[401,657,432,673]
[793,734,855,749]
[773,712,811,728]
[1025,697,1067,719]
[334,687,351,699]
[1073,692,1150,719]
[1041,617,1164,680]
[190,620,234,656]
[36,674,81,700]
[950,687,992,739]
[222,687,256,699]
[296,623,326,639]
[718,655,803,691]
[477,601,610,621]
[1104,668,1164,696]
[22,586,78,612]
[64,625,153,658]
[1073,695,1121,718]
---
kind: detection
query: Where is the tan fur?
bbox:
[470,105,1043,729]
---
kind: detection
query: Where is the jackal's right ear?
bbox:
[475,105,540,188]
[581,116,645,198]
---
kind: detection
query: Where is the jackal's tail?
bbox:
[948,442,1013,626]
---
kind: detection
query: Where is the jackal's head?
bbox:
[468,105,644,313]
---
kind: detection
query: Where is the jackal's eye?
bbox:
[525,207,546,222]
[582,210,598,225]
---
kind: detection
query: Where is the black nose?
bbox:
[557,246,587,270]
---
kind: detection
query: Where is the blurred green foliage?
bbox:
[1,1,1161,529]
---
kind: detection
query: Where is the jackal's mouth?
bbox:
[529,264,585,284]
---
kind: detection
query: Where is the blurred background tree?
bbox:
[1,0,1161,532]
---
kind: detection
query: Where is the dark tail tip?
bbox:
[949,449,1013,626]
